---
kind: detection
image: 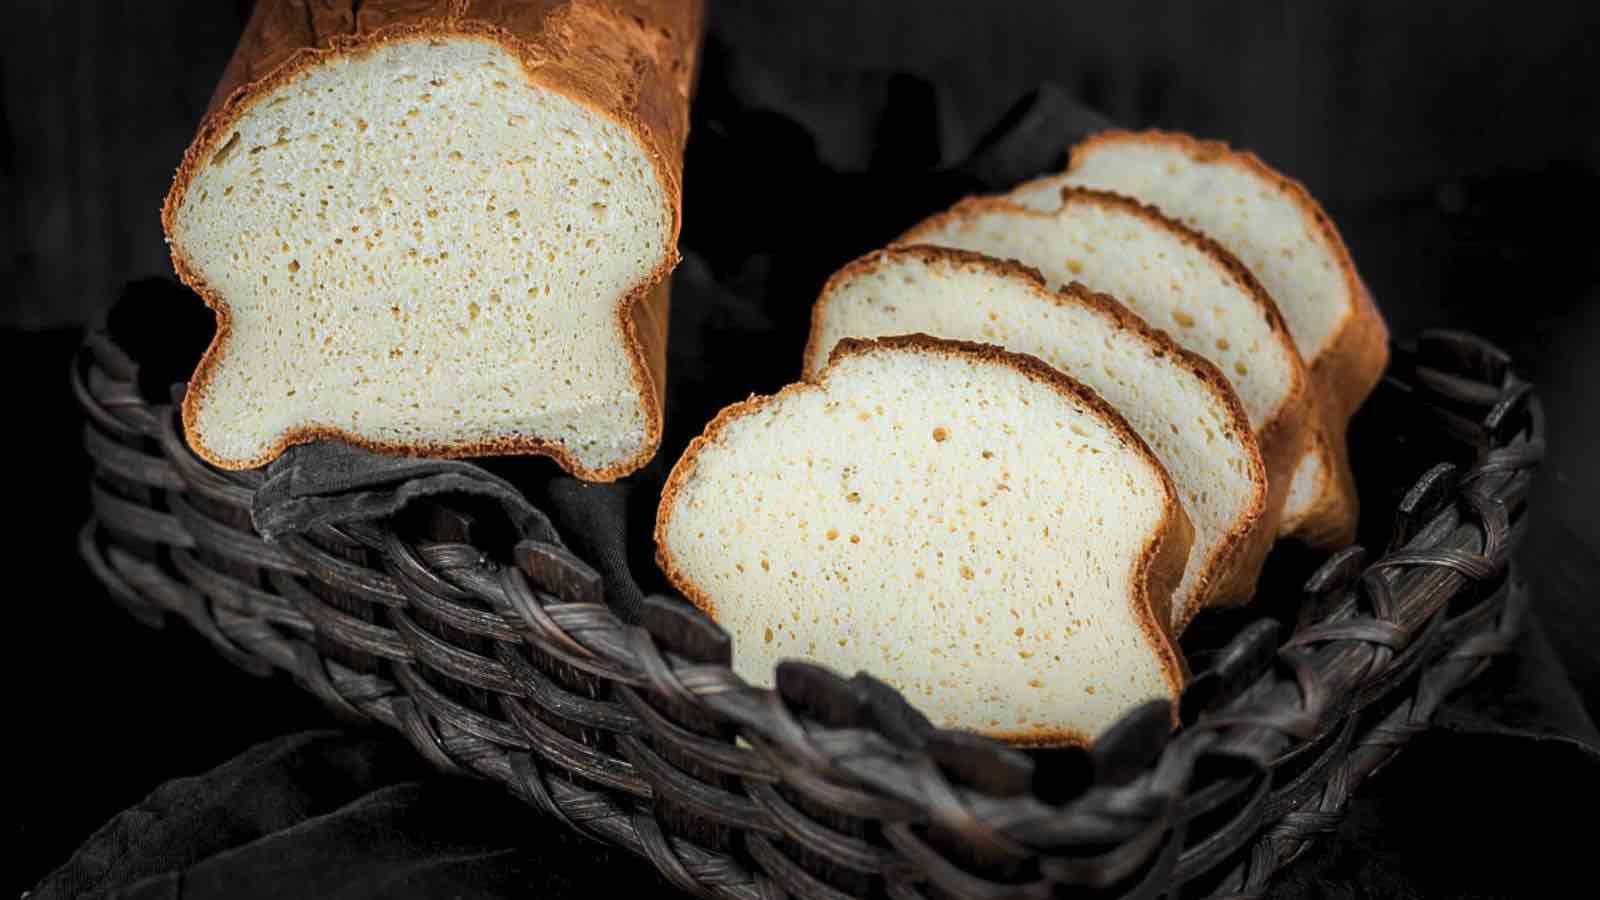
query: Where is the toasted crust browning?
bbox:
[163,0,705,479]
[805,244,1270,623]
[655,333,1194,745]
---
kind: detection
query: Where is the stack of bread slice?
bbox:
[804,247,1268,634]
[657,129,1386,743]
[1008,131,1389,545]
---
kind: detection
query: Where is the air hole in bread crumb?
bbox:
[287,260,299,273]
[210,132,242,167]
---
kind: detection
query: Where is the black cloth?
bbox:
[27,730,665,900]
[23,26,1600,900]
[252,441,562,547]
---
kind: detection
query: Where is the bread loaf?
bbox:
[1010,130,1388,544]
[805,246,1266,630]
[163,0,704,480]
[900,189,1312,596]
[656,334,1193,744]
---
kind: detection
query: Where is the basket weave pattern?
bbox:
[75,327,1541,899]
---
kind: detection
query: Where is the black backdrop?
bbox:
[6,1,1599,896]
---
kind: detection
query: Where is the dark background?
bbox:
[6,0,1598,896]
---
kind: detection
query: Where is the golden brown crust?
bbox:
[655,332,1193,746]
[163,0,705,481]
[1060,129,1390,545]
[898,190,1314,601]
[804,244,1269,626]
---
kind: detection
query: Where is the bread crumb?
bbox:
[826,528,839,541]
[932,426,949,442]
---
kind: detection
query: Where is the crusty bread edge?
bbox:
[656,332,1194,747]
[163,14,697,481]
[899,189,1317,584]
[1065,129,1391,544]
[804,244,1269,626]
[1067,129,1391,416]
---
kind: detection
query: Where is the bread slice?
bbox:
[1010,130,1389,544]
[656,334,1193,745]
[900,190,1311,591]
[804,246,1266,630]
[162,1,705,480]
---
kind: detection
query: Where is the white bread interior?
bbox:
[900,195,1308,571]
[805,247,1265,630]
[900,196,1300,445]
[170,37,671,475]
[1010,132,1386,540]
[656,336,1190,744]
[1012,145,1351,363]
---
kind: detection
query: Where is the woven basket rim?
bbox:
[75,324,1542,899]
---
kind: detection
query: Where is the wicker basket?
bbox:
[75,322,1541,899]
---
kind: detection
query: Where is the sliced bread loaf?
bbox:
[899,190,1312,591]
[656,334,1193,745]
[163,0,705,480]
[804,246,1266,630]
[1010,130,1389,544]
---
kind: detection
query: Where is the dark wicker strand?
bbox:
[74,326,1540,900]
